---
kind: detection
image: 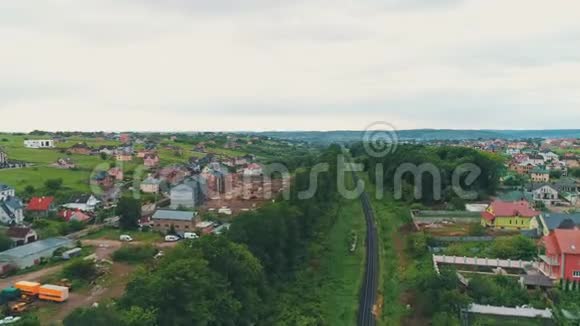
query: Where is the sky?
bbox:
[1,0,580,132]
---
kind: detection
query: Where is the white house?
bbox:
[530,184,560,206]
[0,184,15,201]
[24,139,54,149]
[62,195,100,211]
[540,152,559,162]
[0,149,7,165]
[141,176,161,194]
[0,196,24,225]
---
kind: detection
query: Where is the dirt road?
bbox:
[0,265,65,289]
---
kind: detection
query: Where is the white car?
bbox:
[119,234,133,242]
[183,232,199,239]
[164,235,180,242]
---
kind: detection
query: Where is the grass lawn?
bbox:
[83,227,163,243]
[0,166,92,193]
[319,178,366,326]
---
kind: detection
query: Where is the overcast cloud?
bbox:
[1,0,580,131]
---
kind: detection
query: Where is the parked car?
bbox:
[119,234,133,242]
[183,232,199,239]
[164,235,180,242]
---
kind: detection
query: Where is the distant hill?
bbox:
[250,129,580,144]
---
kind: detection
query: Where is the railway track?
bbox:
[355,172,379,326]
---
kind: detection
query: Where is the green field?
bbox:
[0,166,91,193]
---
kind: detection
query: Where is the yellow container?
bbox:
[38,284,69,303]
[14,281,41,296]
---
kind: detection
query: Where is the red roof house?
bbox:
[59,209,91,223]
[26,197,55,215]
[539,229,580,280]
[481,200,540,229]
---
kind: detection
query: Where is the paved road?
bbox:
[355,173,379,326]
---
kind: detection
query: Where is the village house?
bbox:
[0,196,24,225]
[119,133,131,144]
[243,163,263,176]
[62,194,100,212]
[26,196,56,217]
[7,227,38,247]
[67,143,92,155]
[528,154,546,165]
[539,229,580,281]
[528,183,561,206]
[530,168,550,183]
[51,158,75,169]
[141,176,161,194]
[0,184,15,200]
[540,151,560,162]
[158,165,190,185]
[143,154,160,168]
[0,149,7,166]
[23,139,54,149]
[151,210,198,234]
[137,149,155,158]
[58,209,91,223]
[532,213,580,237]
[481,200,540,230]
[97,146,116,156]
[169,177,206,209]
[514,161,536,175]
[108,167,124,181]
[115,153,133,162]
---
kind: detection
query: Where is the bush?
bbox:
[112,245,157,264]
[62,259,97,280]
[468,223,486,236]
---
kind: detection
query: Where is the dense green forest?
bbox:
[350,144,505,205]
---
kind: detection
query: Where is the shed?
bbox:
[0,237,74,269]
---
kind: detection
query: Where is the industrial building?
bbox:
[0,237,73,271]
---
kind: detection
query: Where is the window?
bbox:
[573,271,580,278]
[175,225,180,228]
[185,225,189,229]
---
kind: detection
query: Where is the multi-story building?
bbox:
[539,229,580,281]
[151,210,197,234]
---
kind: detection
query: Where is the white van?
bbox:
[164,235,180,242]
[119,234,133,242]
[183,232,199,239]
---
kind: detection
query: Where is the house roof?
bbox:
[0,237,72,259]
[542,213,580,231]
[543,229,580,255]
[531,167,549,174]
[0,184,14,192]
[7,227,33,239]
[26,197,54,211]
[152,210,194,221]
[486,200,539,218]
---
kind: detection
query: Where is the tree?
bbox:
[62,259,97,280]
[0,232,13,252]
[45,178,63,191]
[550,170,563,179]
[100,152,108,160]
[24,185,35,195]
[119,237,267,325]
[116,197,141,230]
[64,305,123,326]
